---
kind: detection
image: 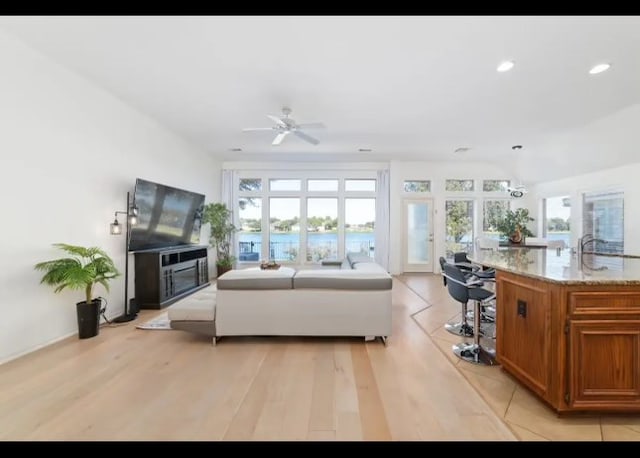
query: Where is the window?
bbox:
[238,198,262,262]
[543,196,571,249]
[269,198,300,261]
[306,198,338,261]
[345,179,376,192]
[239,178,262,192]
[235,172,377,263]
[270,179,301,191]
[483,200,510,240]
[345,198,376,257]
[483,180,510,192]
[403,180,431,193]
[583,190,623,254]
[445,200,474,256]
[446,179,474,192]
[238,179,262,222]
[308,179,338,192]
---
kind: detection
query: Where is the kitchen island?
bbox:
[469,248,640,413]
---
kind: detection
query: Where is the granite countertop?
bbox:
[468,248,640,285]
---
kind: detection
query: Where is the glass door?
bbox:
[403,199,433,272]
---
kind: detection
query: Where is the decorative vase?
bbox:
[509,226,523,244]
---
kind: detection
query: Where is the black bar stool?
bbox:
[440,257,474,337]
[442,263,497,365]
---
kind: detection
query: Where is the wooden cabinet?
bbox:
[568,320,640,410]
[134,246,210,309]
[496,275,552,401]
[496,271,640,413]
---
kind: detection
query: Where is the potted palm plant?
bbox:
[35,243,120,339]
[203,203,238,277]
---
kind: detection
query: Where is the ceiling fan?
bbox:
[242,107,326,146]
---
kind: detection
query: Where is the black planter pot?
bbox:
[76,299,101,339]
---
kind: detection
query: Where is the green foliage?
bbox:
[404,181,431,192]
[482,180,510,192]
[238,179,262,210]
[203,203,238,267]
[547,217,570,232]
[241,218,262,232]
[495,208,535,240]
[34,243,120,305]
[483,200,510,232]
[446,201,473,243]
[445,180,474,192]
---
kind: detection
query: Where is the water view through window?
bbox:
[236,174,377,263]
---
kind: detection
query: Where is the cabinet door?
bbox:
[496,276,552,400]
[569,320,640,410]
[160,269,174,302]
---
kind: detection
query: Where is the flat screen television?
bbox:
[128,178,206,252]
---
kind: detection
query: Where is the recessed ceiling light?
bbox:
[454,147,471,153]
[358,148,373,152]
[497,60,515,72]
[511,145,523,150]
[229,148,242,152]
[589,63,611,75]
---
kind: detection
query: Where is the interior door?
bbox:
[403,198,434,272]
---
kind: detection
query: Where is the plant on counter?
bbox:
[495,208,535,243]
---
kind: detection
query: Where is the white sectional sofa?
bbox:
[168,253,392,344]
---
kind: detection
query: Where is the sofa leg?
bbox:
[212,336,218,346]
[380,336,388,346]
[364,335,375,342]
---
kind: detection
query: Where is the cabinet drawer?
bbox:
[569,291,640,317]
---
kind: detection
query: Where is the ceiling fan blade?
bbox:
[293,130,320,145]
[267,115,287,127]
[272,131,290,145]
[296,122,326,129]
[242,127,274,131]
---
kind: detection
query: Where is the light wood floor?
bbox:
[0,276,517,441]
[5,275,640,441]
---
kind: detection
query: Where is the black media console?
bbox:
[134,245,210,309]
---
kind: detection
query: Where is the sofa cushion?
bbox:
[168,292,216,322]
[293,268,392,290]
[352,262,388,273]
[347,252,376,267]
[217,266,296,290]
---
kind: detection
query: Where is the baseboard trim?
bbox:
[0,330,78,366]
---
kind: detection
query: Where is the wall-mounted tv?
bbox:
[128,178,206,252]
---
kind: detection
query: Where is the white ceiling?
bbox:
[1,16,640,182]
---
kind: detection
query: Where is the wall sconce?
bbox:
[109,191,138,323]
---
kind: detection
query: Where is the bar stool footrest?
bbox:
[445,322,474,337]
[452,342,497,366]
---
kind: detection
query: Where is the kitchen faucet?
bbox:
[577,233,608,263]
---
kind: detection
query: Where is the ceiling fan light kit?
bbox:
[243,107,326,146]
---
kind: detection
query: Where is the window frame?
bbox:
[235,170,377,264]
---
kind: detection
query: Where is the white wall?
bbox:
[389,160,519,274]
[0,30,221,363]
[527,162,640,256]
[515,104,640,184]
